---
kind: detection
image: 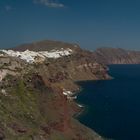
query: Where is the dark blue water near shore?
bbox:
[76,65,140,140]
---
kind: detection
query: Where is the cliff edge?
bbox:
[0,40,110,140]
[94,47,140,64]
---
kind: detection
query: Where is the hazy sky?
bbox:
[0,0,140,50]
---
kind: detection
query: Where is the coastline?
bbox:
[73,89,111,140]
[73,77,113,117]
[72,79,113,140]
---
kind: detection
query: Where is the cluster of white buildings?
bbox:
[0,48,73,63]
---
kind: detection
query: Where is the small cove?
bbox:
[76,65,140,140]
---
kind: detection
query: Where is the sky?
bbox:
[0,0,140,50]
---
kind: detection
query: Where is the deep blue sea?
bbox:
[76,65,140,140]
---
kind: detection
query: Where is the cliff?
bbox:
[94,47,140,64]
[0,40,110,140]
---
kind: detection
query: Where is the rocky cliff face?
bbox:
[0,40,110,140]
[94,47,140,64]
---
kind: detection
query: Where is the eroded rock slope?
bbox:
[0,40,110,140]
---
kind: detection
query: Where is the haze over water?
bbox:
[76,65,140,140]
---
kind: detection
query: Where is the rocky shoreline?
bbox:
[1,40,140,140]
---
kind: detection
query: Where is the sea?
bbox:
[76,65,140,140]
